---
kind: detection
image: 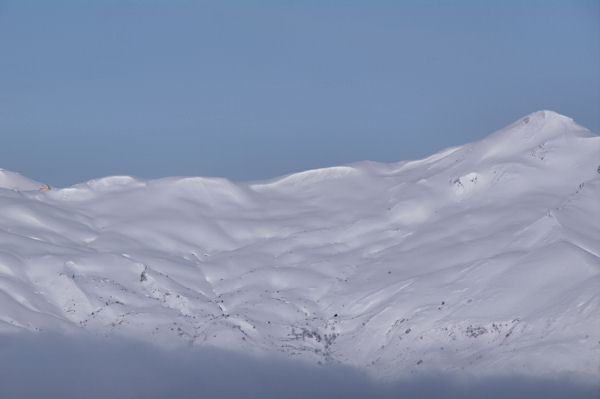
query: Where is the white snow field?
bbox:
[0,110,598,383]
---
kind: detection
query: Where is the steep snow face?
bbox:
[0,111,599,382]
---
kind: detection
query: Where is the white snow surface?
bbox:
[1,110,599,382]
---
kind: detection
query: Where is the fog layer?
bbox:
[0,333,596,399]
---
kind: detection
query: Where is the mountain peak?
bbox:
[499,110,580,139]
[522,109,573,124]
[472,110,595,161]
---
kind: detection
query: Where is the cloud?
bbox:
[0,333,596,399]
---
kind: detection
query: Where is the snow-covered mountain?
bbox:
[1,110,598,383]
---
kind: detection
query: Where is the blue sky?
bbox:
[1,1,598,187]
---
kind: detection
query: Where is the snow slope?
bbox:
[0,110,598,382]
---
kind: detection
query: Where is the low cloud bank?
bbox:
[0,333,596,399]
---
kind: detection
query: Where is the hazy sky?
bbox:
[1,1,599,187]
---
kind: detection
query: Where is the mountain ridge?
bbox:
[3,110,596,192]
[0,111,598,383]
